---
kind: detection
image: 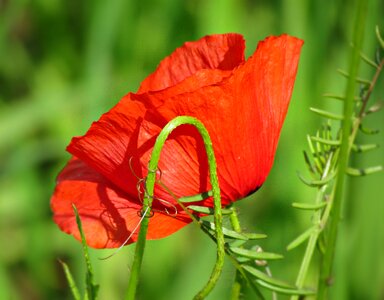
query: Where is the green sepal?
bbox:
[310,107,344,120]
[202,221,248,240]
[58,260,81,300]
[292,202,327,210]
[230,247,283,260]
[179,190,213,203]
[287,226,319,251]
[352,143,379,152]
[346,166,383,176]
[187,205,232,215]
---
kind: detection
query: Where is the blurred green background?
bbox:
[0,0,383,299]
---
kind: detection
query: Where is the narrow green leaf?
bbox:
[310,136,341,146]
[243,233,268,240]
[230,247,283,260]
[255,279,315,296]
[376,25,384,49]
[322,93,361,101]
[360,51,379,68]
[287,226,319,251]
[346,166,383,176]
[202,221,248,240]
[315,131,327,166]
[72,205,99,300]
[242,265,292,288]
[297,172,335,187]
[359,123,380,135]
[352,143,379,152]
[303,151,317,175]
[310,107,344,120]
[229,239,248,248]
[179,190,212,203]
[337,69,372,85]
[187,205,232,215]
[292,202,327,210]
[59,260,81,300]
[307,135,323,173]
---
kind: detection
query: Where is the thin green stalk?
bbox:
[229,206,243,300]
[317,0,368,297]
[125,116,225,300]
[290,152,334,300]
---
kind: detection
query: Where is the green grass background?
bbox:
[0,0,383,299]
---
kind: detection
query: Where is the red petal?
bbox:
[138,35,303,206]
[51,157,191,248]
[67,96,147,196]
[138,33,245,93]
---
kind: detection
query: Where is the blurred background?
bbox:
[0,0,383,299]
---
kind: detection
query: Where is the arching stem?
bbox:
[126,116,225,300]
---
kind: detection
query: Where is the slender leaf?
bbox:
[292,202,327,210]
[337,69,372,85]
[202,221,248,240]
[359,123,380,134]
[360,51,379,68]
[242,265,292,288]
[310,107,344,120]
[179,190,213,203]
[287,226,319,251]
[297,171,335,187]
[352,143,379,152]
[187,205,232,215]
[322,93,361,101]
[230,247,283,260]
[310,136,341,146]
[346,166,383,176]
[59,260,81,300]
[255,279,315,296]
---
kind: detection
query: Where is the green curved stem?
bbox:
[126,116,225,300]
[317,0,368,297]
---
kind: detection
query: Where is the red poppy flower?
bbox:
[51,34,303,248]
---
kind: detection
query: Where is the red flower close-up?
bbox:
[51,33,303,249]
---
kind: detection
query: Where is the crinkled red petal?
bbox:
[51,157,191,248]
[138,33,245,93]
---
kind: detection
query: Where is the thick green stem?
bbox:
[317,0,368,298]
[126,116,225,300]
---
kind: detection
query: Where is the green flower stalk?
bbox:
[126,116,225,300]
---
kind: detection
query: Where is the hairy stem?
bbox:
[125,116,225,300]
